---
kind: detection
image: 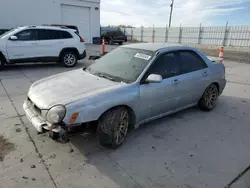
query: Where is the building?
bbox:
[0,0,100,43]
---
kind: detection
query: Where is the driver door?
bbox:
[7,29,40,60]
[139,52,182,121]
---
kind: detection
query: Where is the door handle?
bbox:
[31,42,38,45]
[202,71,208,77]
[172,79,180,85]
[58,41,64,44]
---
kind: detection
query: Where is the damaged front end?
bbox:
[23,98,69,143]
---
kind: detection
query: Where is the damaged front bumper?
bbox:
[23,99,62,133]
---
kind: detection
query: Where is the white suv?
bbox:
[0,26,86,69]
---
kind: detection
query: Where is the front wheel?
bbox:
[108,38,114,45]
[98,107,129,149]
[61,51,78,67]
[0,55,5,71]
[198,84,219,111]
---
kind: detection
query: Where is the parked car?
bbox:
[0,25,86,69]
[101,30,127,45]
[23,43,226,148]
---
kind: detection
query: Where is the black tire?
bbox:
[119,42,123,45]
[49,131,59,140]
[0,54,5,71]
[198,84,219,111]
[108,38,114,45]
[60,51,78,67]
[98,107,130,149]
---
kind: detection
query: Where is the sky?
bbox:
[100,0,250,27]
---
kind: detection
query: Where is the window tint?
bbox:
[179,51,207,73]
[116,31,124,36]
[61,31,72,39]
[148,52,181,79]
[38,29,61,40]
[15,29,39,41]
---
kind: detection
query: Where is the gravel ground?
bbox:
[198,47,250,64]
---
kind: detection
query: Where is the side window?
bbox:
[15,29,39,41]
[105,32,111,37]
[60,31,72,39]
[38,29,61,40]
[117,31,124,36]
[148,52,181,79]
[179,51,207,73]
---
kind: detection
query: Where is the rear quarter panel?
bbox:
[208,61,226,94]
[191,48,226,94]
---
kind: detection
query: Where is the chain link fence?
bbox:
[103,25,250,47]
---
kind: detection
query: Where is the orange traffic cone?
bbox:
[102,38,105,55]
[218,47,224,63]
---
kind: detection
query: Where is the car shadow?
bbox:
[68,95,250,187]
[2,61,89,71]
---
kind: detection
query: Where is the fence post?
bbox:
[152,25,155,43]
[178,24,182,44]
[198,23,203,44]
[222,21,229,46]
[141,26,144,42]
[165,24,168,43]
[131,27,133,41]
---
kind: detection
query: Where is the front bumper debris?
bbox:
[23,99,60,133]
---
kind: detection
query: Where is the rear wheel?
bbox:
[98,107,129,149]
[198,84,219,111]
[119,42,123,45]
[60,51,78,67]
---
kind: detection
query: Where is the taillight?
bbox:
[80,37,85,42]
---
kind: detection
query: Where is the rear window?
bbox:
[61,31,72,39]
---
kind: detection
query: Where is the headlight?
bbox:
[46,105,66,124]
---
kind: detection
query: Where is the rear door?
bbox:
[176,50,210,106]
[7,29,40,60]
[115,31,125,41]
[38,29,65,57]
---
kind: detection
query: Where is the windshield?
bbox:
[87,47,154,83]
[0,29,15,38]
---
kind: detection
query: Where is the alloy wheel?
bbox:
[114,110,129,145]
[204,85,218,109]
[64,54,76,66]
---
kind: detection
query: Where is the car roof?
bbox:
[17,25,75,32]
[121,43,193,52]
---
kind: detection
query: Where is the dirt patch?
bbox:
[0,134,15,161]
[198,48,250,64]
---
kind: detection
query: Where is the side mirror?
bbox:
[146,74,162,83]
[9,36,18,40]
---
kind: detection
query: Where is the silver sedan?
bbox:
[23,43,226,148]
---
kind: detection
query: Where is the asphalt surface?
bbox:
[0,44,250,188]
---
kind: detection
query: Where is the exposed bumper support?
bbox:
[23,100,60,133]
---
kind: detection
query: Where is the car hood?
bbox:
[28,69,124,109]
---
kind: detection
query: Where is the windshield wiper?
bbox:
[93,72,115,81]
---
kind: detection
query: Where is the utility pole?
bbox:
[169,0,174,28]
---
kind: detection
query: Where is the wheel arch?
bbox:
[99,105,136,130]
[212,82,220,92]
[0,51,7,62]
[59,48,80,60]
